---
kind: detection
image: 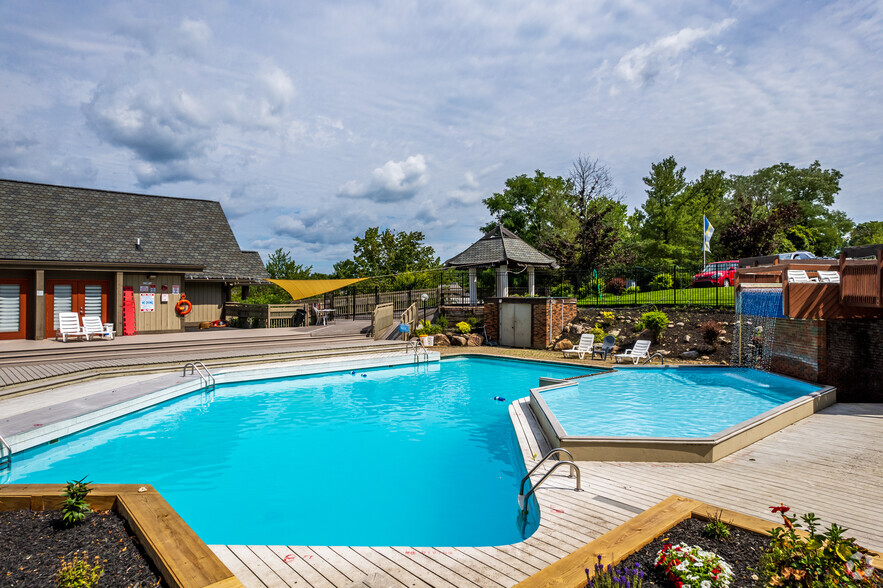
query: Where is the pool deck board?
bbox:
[214,400,883,588]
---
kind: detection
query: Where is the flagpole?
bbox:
[703,216,706,268]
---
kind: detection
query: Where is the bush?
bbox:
[62,477,91,527]
[456,321,472,334]
[702,510,730,540]
[599,311,615,327]
[466,316,481,328]
[418,320,443,335]
[588,326,606,340]
[639,310,668,342]
[605,277,627,296]
[624,286,640,294]
[701,320,724,345]
[550,283,574,297]
[436,315,448,329]
[56,553,103,588]
[648,272,674,291]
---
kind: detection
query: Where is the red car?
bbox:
[692,260,738,287]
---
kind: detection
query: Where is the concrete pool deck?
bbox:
[0,350,880,588]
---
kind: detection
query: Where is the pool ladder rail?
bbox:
[642,352,665,365]
[183,361,216,392]
[407,338,431,363]
[0,433,11,471]
[518,448,581,513]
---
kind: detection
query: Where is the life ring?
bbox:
[175,294,193,316]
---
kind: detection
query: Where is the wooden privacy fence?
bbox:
[371,303,394,340]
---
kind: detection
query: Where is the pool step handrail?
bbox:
[642,352,665,365]
[0,433,11,471]
[406,338,430,363]
[518,460,581,513]
[183,361,215,392]
[519,448,577,495]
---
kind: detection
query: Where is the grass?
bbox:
[577,286,734,307]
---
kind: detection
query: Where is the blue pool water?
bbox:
[2,357,595,546]
[540,367,822,437]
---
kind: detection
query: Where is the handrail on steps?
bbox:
[642,352,665,365]
[0,433,11,471]
[183,361,215,391]
[518,460,581,513]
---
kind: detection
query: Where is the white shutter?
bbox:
[84,285,103,318]
[0,284,20,332]
[53,285,73,330]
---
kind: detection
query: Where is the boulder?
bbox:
[434,334,451,346]
[554,339,573,351]
[466,334,483,347]
[700,355,710,361]
[658,349,671,356]
[697,343,716,354]
[569,323,585,335]
[608,329,621,337]
[451,336,468,346]
[680,350,700,359]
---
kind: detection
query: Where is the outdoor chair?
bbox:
[563,333,595,359]
[81,315,114,340]
[55,312,87,342]
[817,270,840,283]
[592,335,617,360]
[787,269,818,283]
[614,339,652,364]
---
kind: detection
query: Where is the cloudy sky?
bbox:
[2,0,881,271]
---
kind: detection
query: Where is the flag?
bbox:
[703,216,714,252]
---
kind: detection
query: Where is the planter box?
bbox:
[0,484,242,588]
[514,494,882,588]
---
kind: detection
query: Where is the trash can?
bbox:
[293,308,306,327]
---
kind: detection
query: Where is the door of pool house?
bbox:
[44,279,109,338]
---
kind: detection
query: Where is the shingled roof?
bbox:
[444,224,558,268]
[0,179,268,282]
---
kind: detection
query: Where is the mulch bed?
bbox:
[611,518,769,587]
[0,509,164,587]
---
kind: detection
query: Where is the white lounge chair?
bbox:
[81,315,114,340]
[817,270,840,283]
[55,312,87,342]
[615,339,651,364]
[563,333,595,359]
[787,270,818,283]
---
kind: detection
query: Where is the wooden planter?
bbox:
[515,495,882,588]
[0,484,242,588]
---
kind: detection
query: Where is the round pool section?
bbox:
[2,357,596,546]
[530,366,834,463]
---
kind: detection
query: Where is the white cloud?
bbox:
[338,154,429,202]
[614,18,736,86]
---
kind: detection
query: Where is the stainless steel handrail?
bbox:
[183,361,215,391]
[642,352,665,365]
[519,448,577,495]
[0,433,11,470]
[518,460,581,513]
[406,338,430,363]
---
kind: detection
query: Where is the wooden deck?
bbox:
[213,401,883,588]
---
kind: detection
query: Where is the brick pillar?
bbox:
[483,300,499,342]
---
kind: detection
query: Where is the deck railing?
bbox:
[372,303,394,340]
[401,302,419,336]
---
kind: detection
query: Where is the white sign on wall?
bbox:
[140,293,155,312]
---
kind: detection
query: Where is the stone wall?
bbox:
[440,305,484,326]
[825,319,883,402]
[482,298,576,349]
[769,318,827,383]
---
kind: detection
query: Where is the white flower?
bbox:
[701,581,712,588]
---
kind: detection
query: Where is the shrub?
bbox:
[639,310,668,342]
[655,543,733,588]
[605,277,627,296]
[701,320,724,345]
[703,510,731,540]
[62,476,92,527]
[551,283,575,297]
[624,286,640,294]
[56,553,103,588]
[456,321,472,334]
[466,316,481,328]
[760,504,878,587]
[648,272,674,291]
[599,311,615,327]
[588,326,606,340]
[436,315,448,329]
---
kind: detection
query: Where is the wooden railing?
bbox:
[224,302,312,327]
[840,251,883,308]
[372,303,394,340]
[401,302,419,337]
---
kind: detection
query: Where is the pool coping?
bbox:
[529,365,837,462]
[0,483,244,588]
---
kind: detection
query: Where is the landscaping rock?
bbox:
[696,343,716,354]
[658,349,671,356]
[680,350,700,359]
[433,334,451,346]
[683,334,692,343]
[466,334,483,346]
[451,336,467,346]
[609,329,621,337]
[569,323,585,335]
[676,322,685,327]
[700,355,710,360]
[554,339,573,351]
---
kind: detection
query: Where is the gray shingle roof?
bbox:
[0,179,268,281]
[444,224,558,268]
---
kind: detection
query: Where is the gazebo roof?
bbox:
[444,224,558,269]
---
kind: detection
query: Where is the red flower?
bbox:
[770,504,790,514]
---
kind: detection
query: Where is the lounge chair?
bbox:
[81,315,114,340]
[787,270,818,283]
[563,333,595,359]
[55,312,87,342]
[615,339,651,364]
[817,270,840,283]
[592,335,617,360]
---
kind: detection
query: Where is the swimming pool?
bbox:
[2,356,596,546]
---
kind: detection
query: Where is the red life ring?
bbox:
[175,294,193,316]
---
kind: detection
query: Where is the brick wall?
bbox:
[531,301,549,348]
[483,301,499,341]
[825,319,883,402]
[482,298,576,348]
[769,318,827,383]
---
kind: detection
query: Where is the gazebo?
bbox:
[444,224,558,303]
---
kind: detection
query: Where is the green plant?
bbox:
[456,321,472,334]
[639,310,668,342]
[588,326,606,340]
[759,504,878,587]
[624,286,640,294]
[551,283,575,297]
[648,272,674,291]
[466,316,481,328]
[585,554,645,587]
[605,277,627,296]
[701,320,724,346]
[56,552,103,588]
[61,476,92,527]
[600,311,615,327]
[655,542,733,588]
[703,510,731,540]
[436,315,448,329]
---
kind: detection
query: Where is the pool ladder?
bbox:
[407,338,430,363]
[642,352,665,365]
[0,433,11,471]
[183,361,215,392]
[518,448,581,513]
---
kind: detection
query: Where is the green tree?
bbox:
[351,227,440,277]
[265,248,313,279]
[848,221,883,247]
[633,156,692,265]
[481,171,572,247]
